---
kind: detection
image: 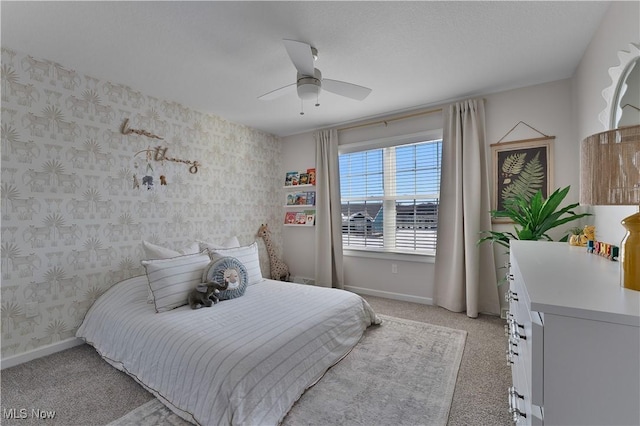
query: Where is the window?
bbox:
[339,133,442,255]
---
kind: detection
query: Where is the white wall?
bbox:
[573,1,640,243]
[281,78,577,304]
[281,2,640,306]
[280,132,317,282]
[485,79,578,305]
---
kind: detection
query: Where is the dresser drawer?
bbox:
[508,255,544,424]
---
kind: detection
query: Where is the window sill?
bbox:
[343,248,435,264]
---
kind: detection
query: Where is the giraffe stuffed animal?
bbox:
[257,223,290,281]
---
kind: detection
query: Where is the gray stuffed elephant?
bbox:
[188,281,229,309]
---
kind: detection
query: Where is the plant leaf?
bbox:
[479,185,592,251]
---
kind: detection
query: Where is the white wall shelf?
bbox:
[283,184,315,190]
[283,170,315,226]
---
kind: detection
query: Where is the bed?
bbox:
[76,271,380,425]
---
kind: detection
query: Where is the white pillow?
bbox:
[142,240,200,260]
[198,236,241,252]
[209,242,264,286]
[142,251,211,313]
[141,241,201,303]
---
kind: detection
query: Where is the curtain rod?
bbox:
[337,107,443,132]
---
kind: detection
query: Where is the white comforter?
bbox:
[76,276,380,425]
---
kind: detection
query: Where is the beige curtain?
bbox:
[314,129,344,289]
[434,99,500,317]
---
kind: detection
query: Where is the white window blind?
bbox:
[339,135,442,254]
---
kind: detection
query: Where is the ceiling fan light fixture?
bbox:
[296,68,322,100]
[297,80,320,100]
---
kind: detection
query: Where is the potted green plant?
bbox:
[478,186,591,249]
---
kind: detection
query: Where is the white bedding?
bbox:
[76,276,380,425]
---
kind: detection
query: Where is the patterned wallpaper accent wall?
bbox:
[1,47,283,358]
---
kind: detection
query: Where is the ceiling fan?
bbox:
[258,39,372,113]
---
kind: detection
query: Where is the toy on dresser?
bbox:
[569,225,595,247]
[569,225,619,261]
[587,239,619,261]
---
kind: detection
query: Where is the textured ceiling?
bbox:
[1,1,610,137]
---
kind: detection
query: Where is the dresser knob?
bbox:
[506,349,514,365]
[505,289,519,303]
[509,386,524,400]
[508,341,519,356]
[508,319,527,341]
[508,387,527,423]
[511,408,527,423]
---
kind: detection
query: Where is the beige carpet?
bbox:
[107,315,466,426]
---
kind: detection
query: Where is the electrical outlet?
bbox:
[25,302,39,318]
[391,264,398,274]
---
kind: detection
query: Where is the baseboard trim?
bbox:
[344,285,433,305]
[1,337,84,370]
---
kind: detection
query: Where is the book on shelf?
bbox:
[284,169,315,187]
[286,192,315,206]
[285,171,299,186]
[294,192,307,205]
[284,211,297,224]
[295,211,307,225]
[304,209,316,225]
[307,168,316,185]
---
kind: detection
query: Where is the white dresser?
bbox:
[507,241,640,425]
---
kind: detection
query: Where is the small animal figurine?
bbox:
[569,225,596,247]
[188,281,229,309]
[142,175,154,190]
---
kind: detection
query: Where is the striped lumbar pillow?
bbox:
[142,251,211,313]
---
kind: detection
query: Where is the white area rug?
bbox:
[108,315,467,426]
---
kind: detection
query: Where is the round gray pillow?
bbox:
[202,256,248,300]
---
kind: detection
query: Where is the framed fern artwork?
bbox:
[490,137,554,223]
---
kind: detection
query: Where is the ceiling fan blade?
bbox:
[258,83,296,101]
[283,39,315,76]
[322,79,372,101]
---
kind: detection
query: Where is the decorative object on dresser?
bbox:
[580,124,640,290]
[478,186,591,250]
[507,241,640,425]
[256,223,291,281]
[568,224,595,247]
[586,239,619,261]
